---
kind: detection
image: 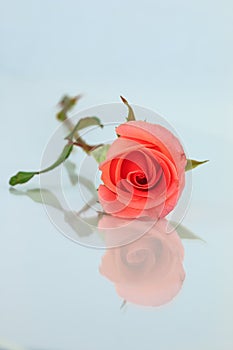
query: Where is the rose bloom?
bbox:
[98,121,187,218]
[99,217,185,307]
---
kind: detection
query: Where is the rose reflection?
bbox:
[99,217,185,307]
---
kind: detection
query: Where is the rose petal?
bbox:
[116,121,187,179]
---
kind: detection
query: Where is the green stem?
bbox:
[9,143,73,186]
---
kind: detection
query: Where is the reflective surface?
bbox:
[99,218,185,307]
[1,142,233,349]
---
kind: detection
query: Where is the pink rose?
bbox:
[98,121,186,218]
[99,217,185,307]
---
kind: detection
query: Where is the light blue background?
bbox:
[0,1,233,349]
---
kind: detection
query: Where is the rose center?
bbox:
[121,248,149,268]
[127,171,148,188]
[136,174,147,185]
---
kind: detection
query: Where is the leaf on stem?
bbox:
[10,187,63,210]
[64,160,79,185]
[9,95,105,187]
[91,144,110,163]
[39,143,73,174]
[9,143,73,186]
[171,222,205,242]
[56,94,82,121]
[65,116,103,142]
[120,96,136,121]
[185,159,209,171]
[9,172,36,186]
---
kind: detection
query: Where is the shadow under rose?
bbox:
[99,217,185,307]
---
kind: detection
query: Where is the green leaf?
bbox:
[78,176,98,199]
[40,143,73,174]
[56,94,82,121]
[9,95,105,187]
[10,188,63,210]
[9,143,73,186]
[64,211,95,237]
[9,171,36,186]
[171,222,205,242]
[91,144,110,163]
[120,96,136,121]
[72,116,103,133]
[64,160,79,185]
[57,96,104,154]
[9,187,97,238]
[185,159,209,171]
[29,189,63,209]
[65,116,103,141]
